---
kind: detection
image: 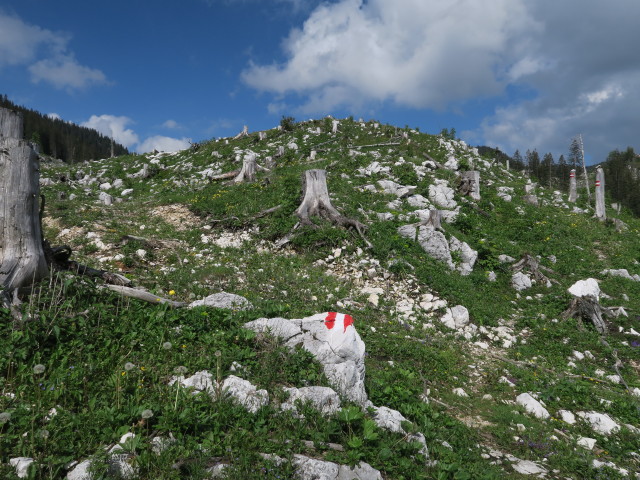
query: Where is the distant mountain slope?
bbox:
[0,94,128,162]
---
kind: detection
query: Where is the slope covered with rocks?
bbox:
[2,117,639,479]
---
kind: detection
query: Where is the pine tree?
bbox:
[569,138,581,169]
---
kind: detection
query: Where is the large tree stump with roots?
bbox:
[275,169,370,248]
[0,108,49,299]
[295,170,363,230]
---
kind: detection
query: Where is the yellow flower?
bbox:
[169,290,176,295]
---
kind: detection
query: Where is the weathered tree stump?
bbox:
[512,254,557,286]
[277,169,369,248]
[0,108,49,299]
[568,169,577,203]
[233,125,249,140]
[457,171,480,200]
[420,209,442,230]
[562,296,607,334]
[234,153,258,183]
[595,167,606,221]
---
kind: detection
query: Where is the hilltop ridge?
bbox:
[2,117,639,479]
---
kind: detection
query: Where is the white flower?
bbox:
[33,364,46,374]
[141,409,154,419]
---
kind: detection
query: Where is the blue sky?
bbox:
[1,0,638,163]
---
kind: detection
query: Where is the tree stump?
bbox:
[234,153,257,183]
[457,171,480,200]
[568,169,577,203]
[562,296,607,334]
[595,167,606,221]
[420,209,442,230]
[0,108,49,295]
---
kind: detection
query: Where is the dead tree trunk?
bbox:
[420,209,442,229]
[0,108,49,299]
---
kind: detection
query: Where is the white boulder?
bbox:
[576,411,620,435]
[516,393,550,419]
[568,278,600,300]
[512,272,532,291]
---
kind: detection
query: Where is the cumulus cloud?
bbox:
[136,135,191,154]
[82,115,140,149]
[243,0,640,160]
[82,114,190,154]
[29,54,107,90]
[242,0,539,112]
[161,119,182,130]
[46,113,61,120]
[476,0,640,161]
[0,10,107,90]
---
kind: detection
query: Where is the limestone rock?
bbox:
[568,278,600,300]
[292,455,383,480]
[222,375,269,413]
[66,460,92,480]
[516,393,550,419]
[372,406,408,433]
[189,292,252,310]
[440,305,470,330]
[428,180,457,209]
[245,313,367,406]
[281,386,341,416]
[448,236,477,275]
[377,179,416,198]
[9,457,34,479]
[512,272,532,291]
[398,225,454,269]
[576,411,620,435]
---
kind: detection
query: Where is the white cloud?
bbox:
[136,135,191,154]
[82,114,191,154]
[0,10,107,90]
[475,0,640,161]
[161,119,181,130]
[46,113,61,120]
[29,54,107,90]
[82,115,139,149]
[242,0,539,112]
[0,11,65,66]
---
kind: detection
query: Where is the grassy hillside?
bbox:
[1,117,639,479]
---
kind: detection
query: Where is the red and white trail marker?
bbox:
[324,312,354,333]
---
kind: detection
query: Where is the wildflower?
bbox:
[215,350,222,358]
[33,364,46,375]
[169,290,176,295]
[174,366,188,375]
[141,409,154,419]
[162,342,172,350]
[124,362,136,371]
[38,429,50,439]
[0,412,11,424]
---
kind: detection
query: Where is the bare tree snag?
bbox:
[457,171,480,200]
[0,108,49,299]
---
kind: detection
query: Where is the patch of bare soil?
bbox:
[150,204,201,231]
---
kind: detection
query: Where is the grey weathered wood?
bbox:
[568,169,577,202]
[420,209,442,230]
[595,167,606,221]
[234,153,257,183]
[0,108,23,139]
[457,171,480,201]
[0,108,49,293]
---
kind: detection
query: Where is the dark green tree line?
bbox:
[0,94,129,163]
